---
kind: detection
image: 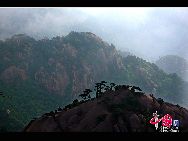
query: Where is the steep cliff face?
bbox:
[22,85,188,132]
[0,32,124,99]
[1,66,27,84]
[0,32,128,131]
[1,32,187,131]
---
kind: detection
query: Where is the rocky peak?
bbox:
[11,33,28,39]
[66,31,110,49]
[22,85,188,132]
[5,33,35,45]
[1,31,124,99]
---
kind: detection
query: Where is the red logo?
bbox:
[150,114,172,127]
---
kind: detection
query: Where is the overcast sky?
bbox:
[0,7,187,62]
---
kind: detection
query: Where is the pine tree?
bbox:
[94,81,107,98]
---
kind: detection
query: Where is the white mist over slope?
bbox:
[0,7,187,62]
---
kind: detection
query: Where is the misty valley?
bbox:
[0,31,187,132]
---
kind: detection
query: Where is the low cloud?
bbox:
[0,7,187,62]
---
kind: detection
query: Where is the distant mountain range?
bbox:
[117,50,133,58]
[155,55,188,82]
[0,31,187,131]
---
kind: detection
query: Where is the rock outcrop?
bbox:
[23,85,188,132]
[1,32,188,131]
[0,32,124,99]
[1,66,28,84]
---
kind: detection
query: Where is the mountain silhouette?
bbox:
[155,55,188,82]
[0,31,187,131]
[22,84,188,132]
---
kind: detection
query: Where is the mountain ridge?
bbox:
[0,31,125,131]
[0,31,187,131]
[22,84,188,132]
[155,55,188,82]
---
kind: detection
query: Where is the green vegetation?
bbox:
[0,32,187,132]
[157,98,164,104]
[79,89,92,100]
[143,108,153,126]
[94,81,107,98]
[108,94,144,116]
[60,81,146,117]
[71,81,146,116]
[113,55,188,106]
[0,125,8,132]
[0,91,10,98]
[0,79,67,132]
[155,55,188,82]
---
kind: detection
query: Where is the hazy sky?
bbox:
[0,7,187,62]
